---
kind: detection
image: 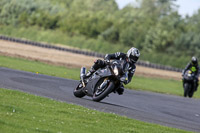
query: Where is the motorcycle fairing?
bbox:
[83,67,113,96]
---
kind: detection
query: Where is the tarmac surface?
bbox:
[0,67,200,132]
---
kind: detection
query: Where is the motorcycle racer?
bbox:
[182,56,199,91]
[85,47,140,95]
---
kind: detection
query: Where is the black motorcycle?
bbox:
[182,70,196,98]
[73,60,129,102]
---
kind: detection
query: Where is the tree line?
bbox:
[0,0,199,68]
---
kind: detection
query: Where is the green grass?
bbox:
[0,55,200,98]
[0,25,129,54]
[128,77,186,96]
[0,88,192,133]
[0,55,80,80]
[128,76,200,98]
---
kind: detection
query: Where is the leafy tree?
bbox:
[144,12,183,51]
[1,0,200,68]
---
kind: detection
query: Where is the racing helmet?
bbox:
[191,56,198,65]
[127,47,140,63]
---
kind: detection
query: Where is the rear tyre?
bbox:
[92,79,114,102]
[73,83,86,98]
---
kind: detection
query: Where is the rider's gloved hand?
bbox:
[124,80,128,85]
[105,59,110,64]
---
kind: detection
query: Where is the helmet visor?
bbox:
[192,60,197,65]
[130,55,138,63]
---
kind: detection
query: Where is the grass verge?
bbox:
[0,55,199,98]
[0,25,129,54]
[0,88,191,133]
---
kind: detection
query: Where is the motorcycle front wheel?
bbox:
[188,88,194,98]
[92,79,114,102]
[184,83,189,97]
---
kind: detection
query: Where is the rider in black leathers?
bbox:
[85,47,140,95]
[182,56,199,91]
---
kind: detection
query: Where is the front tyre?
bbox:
[92,80,115,102]
[184,83,189,97]
[73,83,86,98]
[188,88,194,98]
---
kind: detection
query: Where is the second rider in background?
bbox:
[182,56,199,91]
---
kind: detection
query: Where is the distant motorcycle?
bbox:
[73,60,129,102]
[182,70,196,98]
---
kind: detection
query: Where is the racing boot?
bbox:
[116,84,124,95]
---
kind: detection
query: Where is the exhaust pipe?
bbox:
[80,67,86,87]
[80,67,86,77]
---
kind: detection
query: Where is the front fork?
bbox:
[99,78,109,90]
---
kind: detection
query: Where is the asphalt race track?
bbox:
[0,67,200,132]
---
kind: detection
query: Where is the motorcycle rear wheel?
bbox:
[73,83,86,98]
